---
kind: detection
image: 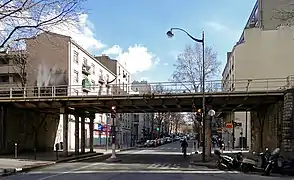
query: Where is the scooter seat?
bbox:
[221,155,234,161]
[242,158,257,165]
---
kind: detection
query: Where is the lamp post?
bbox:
[106,105,121,162]
[166,28,206,162]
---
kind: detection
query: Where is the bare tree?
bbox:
[171,43,221,156]
[0,0,85,51]
[172,43,220,92]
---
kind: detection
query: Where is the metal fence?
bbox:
[0,77,292,99]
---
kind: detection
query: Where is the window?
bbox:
[73,70,79,83]
[0,76,9,84]
[83,57,87,65]
[123,82,124,91]
[0,58,9,65]
[73,51,79,63]
[118,66,121,75]
[91,80,95,90]
[123,70,124,77]
[91,63,95,74]
[99,69,103,77]
[106,74,109,82]
[128,75,130,83]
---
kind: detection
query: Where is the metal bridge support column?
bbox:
[89,115,95,153]
[74,114,80,155]
[81,116,86,154]
[61,107,68,156]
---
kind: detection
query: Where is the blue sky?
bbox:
[78,0,257,82]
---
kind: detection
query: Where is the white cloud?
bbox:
[102,45,122,55]
[205,21,241,40]
[140,77,149,81]
[48,14,105,51]
[102,44,159,74]
[205,22,229,31]
[163,62,169,66]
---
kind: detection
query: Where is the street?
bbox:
[1,141,292,180]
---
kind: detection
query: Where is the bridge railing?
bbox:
[0,77,291,98]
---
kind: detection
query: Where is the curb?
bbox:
[0,147,137,176]
[118,147,136,152]
[190,161,216,169]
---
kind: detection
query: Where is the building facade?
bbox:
[96,55,135,148]
[25,32,116,150]
[131,80,153,141]
[221,0,294,150]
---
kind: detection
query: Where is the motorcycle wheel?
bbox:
[263,164,272,176]
[216,160,225,170]
[241,164,250,173]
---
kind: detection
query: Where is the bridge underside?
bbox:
[3,91,284,113]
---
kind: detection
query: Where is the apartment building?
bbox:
[95,55,134,147]
[0,51,27,89]
[222,0,294,149]
[131,80,153,141]
[25,32,116,150]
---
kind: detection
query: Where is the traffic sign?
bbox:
[226,123,233,128]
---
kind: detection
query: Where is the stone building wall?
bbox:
[251,101,283,152]
[0,105,59,154]
[281,90,294,155]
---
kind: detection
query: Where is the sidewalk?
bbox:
[189,150,254,168]
[0,146,136,176]
[189,153,217,168]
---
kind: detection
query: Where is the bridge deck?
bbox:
[4,90,284,113]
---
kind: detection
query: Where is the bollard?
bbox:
[56,150,59,161]
[14,143,18,159]
[55,143,59,161]
[34,148,37,160]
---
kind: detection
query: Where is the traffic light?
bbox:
[196,109,202,122]
[111,106,116,118]
[156,127,160,131]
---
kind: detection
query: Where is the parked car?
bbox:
[144,140,154,147]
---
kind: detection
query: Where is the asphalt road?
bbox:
[1,141,292,180]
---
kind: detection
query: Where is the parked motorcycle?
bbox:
[214,149,243,170]
[263,148,283,176]
[240,148,270,173]
[259,148,271,169]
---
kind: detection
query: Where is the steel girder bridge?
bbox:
[0,77,290,113]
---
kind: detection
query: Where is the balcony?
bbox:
[82,64,91,75]
[82,78,91,92]
[98,76,105,84]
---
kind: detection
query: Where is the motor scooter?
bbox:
[263,148,283,176]
[240,148,270,173]
[214,149,242,170]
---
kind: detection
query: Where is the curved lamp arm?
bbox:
[167,28,203,43]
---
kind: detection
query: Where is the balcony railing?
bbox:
[98,76,105,84]
[82,64,91,75]
[82,78,91,92]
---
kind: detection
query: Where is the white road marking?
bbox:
[33,148,147,180]
[30,170,240,174]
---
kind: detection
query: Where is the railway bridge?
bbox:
[0,77,292,156]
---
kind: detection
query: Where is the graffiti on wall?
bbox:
[34,64,68,96]
[36,64,67,87]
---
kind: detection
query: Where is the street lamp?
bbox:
[166,28,206,162]
[106,105,121,162]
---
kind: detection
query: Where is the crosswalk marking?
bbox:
[148,163,181,169]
